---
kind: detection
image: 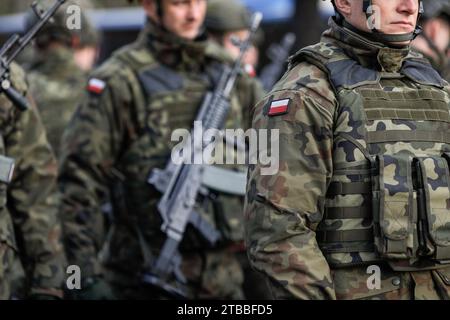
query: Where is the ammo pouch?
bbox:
[414,155,450,262]
[372,154,417,260]
[372,153,450,262]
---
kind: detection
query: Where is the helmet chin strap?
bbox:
[333,0,424,45]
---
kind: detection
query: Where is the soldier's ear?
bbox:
[334,0,352,18]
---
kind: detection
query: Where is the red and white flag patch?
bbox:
[268,98,290,116]
[87,78,106,94]
[244,64,257,78]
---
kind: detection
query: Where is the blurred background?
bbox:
[0,0,335,73]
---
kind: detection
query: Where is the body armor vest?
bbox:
[292,42,450,271]
[105,45,246,254]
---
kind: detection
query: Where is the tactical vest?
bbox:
[292,43,450,271]
[107,45,246,251]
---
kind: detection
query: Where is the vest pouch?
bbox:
[415,155,450,262]
[373,154,416,259]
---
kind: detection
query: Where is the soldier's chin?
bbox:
[179,28,200,40]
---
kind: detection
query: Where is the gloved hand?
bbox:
[66,277,117,300]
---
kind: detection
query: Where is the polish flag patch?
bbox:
[268,98,290,116]
[87,78,106,94]
[244,64,256,78]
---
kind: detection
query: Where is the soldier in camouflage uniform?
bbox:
[26,0,96,158]
[245,0,450,300]
[412,0,450,80]
[205,0,271,300]
[59,0,264,299]
[205,0,260,73]
[0,63,66,300]
[73,0,100,72]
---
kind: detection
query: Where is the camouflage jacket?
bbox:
[245,17,450,300]
[0,63,66,299]
[59,20,264,288]
[28,46,87,158]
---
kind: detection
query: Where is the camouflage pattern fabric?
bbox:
[245,17,450,300]
[0,63,66,300]
[28,46,87,158]
[59,19,265,299]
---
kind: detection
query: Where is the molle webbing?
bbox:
[324,206,372,220]
[327,181,371,196]
[367,131,450,144]
[361,89,450,122]
[317,229,374,243]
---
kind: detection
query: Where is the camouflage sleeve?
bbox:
[6,64,66,297]
[244,62,338,300]
[59,65,129,279]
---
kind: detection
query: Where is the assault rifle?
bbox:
[259,32,296,91]
[0,0,66,111]
[144,12,264,298]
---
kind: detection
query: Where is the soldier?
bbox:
[26,0,97,158]
[412,0,450,80]
[0,63,66,300]
[73,0,100,72]
[205,0,261,72]
[205,0,271,300]
[245,0,450,300]
[59,0,264,299]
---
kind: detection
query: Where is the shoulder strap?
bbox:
[401,57,445,88]
[289,42,380,91]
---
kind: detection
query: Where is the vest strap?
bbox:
[367,130,450,144]
[327,181,371,196]
[324,206,371,220]
[317,228,374,243]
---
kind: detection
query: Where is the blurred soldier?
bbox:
[59,0,264,299]
[0,64,66,300]
[412,0,450,80]
[246,0,450,300]
[25,0,98,158]
[205,0,270,300]
[73,0,100,71]
[205,0,261,72]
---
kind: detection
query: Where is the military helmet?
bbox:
[76,0,99,47]
[421,0,450,22]
[24,0,73,48]
[24,0,95,49]
[205,0,251,32]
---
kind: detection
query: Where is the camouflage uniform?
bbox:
[28,47,87,158]
[59,19,264,299]
[205,0,271,300]
[0,64,66,300]
[245,17,450,300]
